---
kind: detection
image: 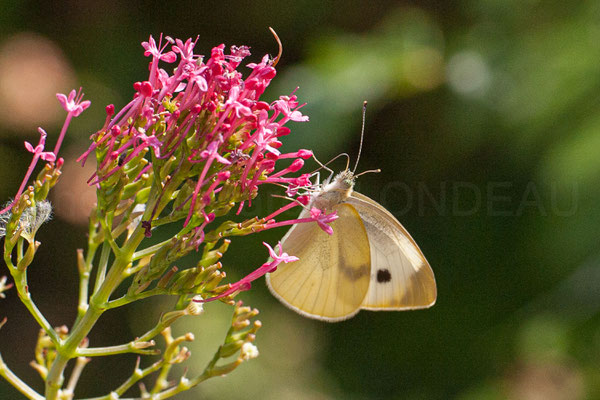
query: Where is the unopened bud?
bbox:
[288,159,304,172]
[140,81,153,97]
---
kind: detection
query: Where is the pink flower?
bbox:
[309,207,338,235]
[272,94,309,122]
[142,35,177,63]
[56,89,91,117]
[54,89,91,155]
[0,128,57,215]
[172,37,198,64]
[188,66,208,92]
[277,149,313,159]
[264,241,299,266]
[263,206,338,236]
[224,86,253,118]
[133,81,154,97]
[196,242,298,302]
[25,129,56,162]
[2,33,324,310]
[196,140,231,166]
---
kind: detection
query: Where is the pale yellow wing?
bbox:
[265,203,371,322]
[347,192,437,310]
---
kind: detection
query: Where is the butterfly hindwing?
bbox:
[346,192,437,310]
[266,203,372,321]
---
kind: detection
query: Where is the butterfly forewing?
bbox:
[266,203,371,321]
[347,192,437,310]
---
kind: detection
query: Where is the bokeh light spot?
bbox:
[446,50,491,97]
[0,32,75,133]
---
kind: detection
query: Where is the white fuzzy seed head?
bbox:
[21,200,53,236]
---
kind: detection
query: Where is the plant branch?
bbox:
[64,356,90,400]
[44,193,157,399]
[0,352,44,400]
[77,340,158,357]
[92,242,111,295]
[105,288,164,309]
[12,271,61,345]
[131,238,173,261]
[82,357,164,400]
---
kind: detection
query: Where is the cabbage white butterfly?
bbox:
[265,102,437,321]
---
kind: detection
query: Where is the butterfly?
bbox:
[265,103,437,322]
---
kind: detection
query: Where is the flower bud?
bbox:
[297,195,310,205]
[140,81,153,97]
[110,125,121,137]
[218,171,231,181]
[297,149,312,159]
[288,159,304,172]
[254,101,269,111]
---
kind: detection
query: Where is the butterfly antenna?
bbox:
[354,168,381,178]
[352,100,368,174]
[269,27,283,67]
[311,153,333,175]
[310,152,350,176]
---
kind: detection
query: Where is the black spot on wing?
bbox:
[376,268,392,283]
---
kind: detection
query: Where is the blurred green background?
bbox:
[1,0,599,399]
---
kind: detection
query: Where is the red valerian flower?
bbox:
[197,242,298,302]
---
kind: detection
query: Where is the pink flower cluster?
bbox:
[79,36,329,217]
[0,33,339,302]
[72,35,337,298]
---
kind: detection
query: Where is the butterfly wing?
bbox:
[266,203,371,321]
[346,192,437,310]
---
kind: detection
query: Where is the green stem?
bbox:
[82,359,165,400]
[44,304,104,399]
[76,241,98,321]
[44,196,155,399]
[72,236,104,347]
[131,238,173,261]
[64,356,90,399]
[0,352,44,400]
[13,270,60,344]
[105,288,164,309]
[16,236,24,260]
[149,354,239,400]
[77,341,158,357]
[77,264,90,319]
[93,242,111,295]
[45,248,138,398]
[148,373,210,400]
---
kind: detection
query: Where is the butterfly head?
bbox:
[337,169,356,189]
[312,169,355,210]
